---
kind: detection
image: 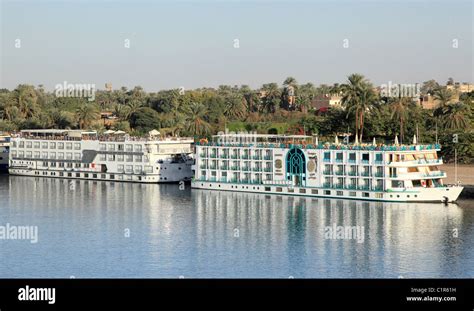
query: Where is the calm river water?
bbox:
[0,175,473,278]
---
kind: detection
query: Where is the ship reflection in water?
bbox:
[0,175,473,278]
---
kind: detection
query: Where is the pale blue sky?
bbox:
[1,0,473,91]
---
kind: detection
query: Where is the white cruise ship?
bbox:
[191,134,463,202]
[9,129,194,183]
[0,134,10,172]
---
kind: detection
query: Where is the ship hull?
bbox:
[191,181,463,203]
[0,163,8,173]
[9,163,193,184]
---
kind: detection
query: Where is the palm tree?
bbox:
[125,99,144,121]
[76,104,99,129]
[357,87,378,142]
[330,83,342,95]
[442,102,471,130]
[389,97,413,144]
[420,80,440,95]
[341,74,377,142]
[433,87,454,108]
[224,94,247,120]
[217,85,233,97]
[297,83,317,113]
[129,86,145,101]
[283,77,297,88]
[185,102,211,136]
[12,85,38,119]
[261,83,281,113]
[113,103,128,121]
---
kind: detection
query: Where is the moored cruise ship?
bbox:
[0,134,10,172]
[9,129,194,183]
[191,134,463,202]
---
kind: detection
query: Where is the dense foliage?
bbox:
[0,75,472,163]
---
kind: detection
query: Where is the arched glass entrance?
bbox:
[286,148,306,187]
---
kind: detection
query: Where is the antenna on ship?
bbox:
[416,124,419,144]
[453,134,459,185]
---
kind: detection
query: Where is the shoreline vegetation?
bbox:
[0,74,472,163]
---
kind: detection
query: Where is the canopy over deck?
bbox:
[211,133,314,144]
[19,129,98,139]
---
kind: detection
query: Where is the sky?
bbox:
[0,0,473,91]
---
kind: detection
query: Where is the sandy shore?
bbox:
[443,164,474,185]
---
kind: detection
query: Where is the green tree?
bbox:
[184,102,211,136]
[129,107,160,133]
[261,83,281,113]
[75,104,99,129]
[341,74,378,142]
[224,94,247,120]
[12,85,39,119]
[433,87,454,108]
[442,102,471,130]
[389,97,414,144]
[420,80,440,95]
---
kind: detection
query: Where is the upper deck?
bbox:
[12,129,193,145]
[199,134,441,153]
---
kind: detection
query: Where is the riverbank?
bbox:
[443,164,474,184]
[443,164,474,199]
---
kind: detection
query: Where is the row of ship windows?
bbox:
[201,172,273,179]
[200,148,272,157]
[200,149,384,163]
[35,162,152,173]
[200,164,383,173]
[15,160,173,174]
[324,165,384,173]
[20,171,169,181]
[99,143,143,152]
[12,141,144,152]
[11,152,149,163]
[40,163,178,174]
[199,184,418,199]
[199,165,272,170]
[199,183,379,198]
[323,152,383,163]
[12,151,82,160]
[13,141,82,150]
[98,154,146,162]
